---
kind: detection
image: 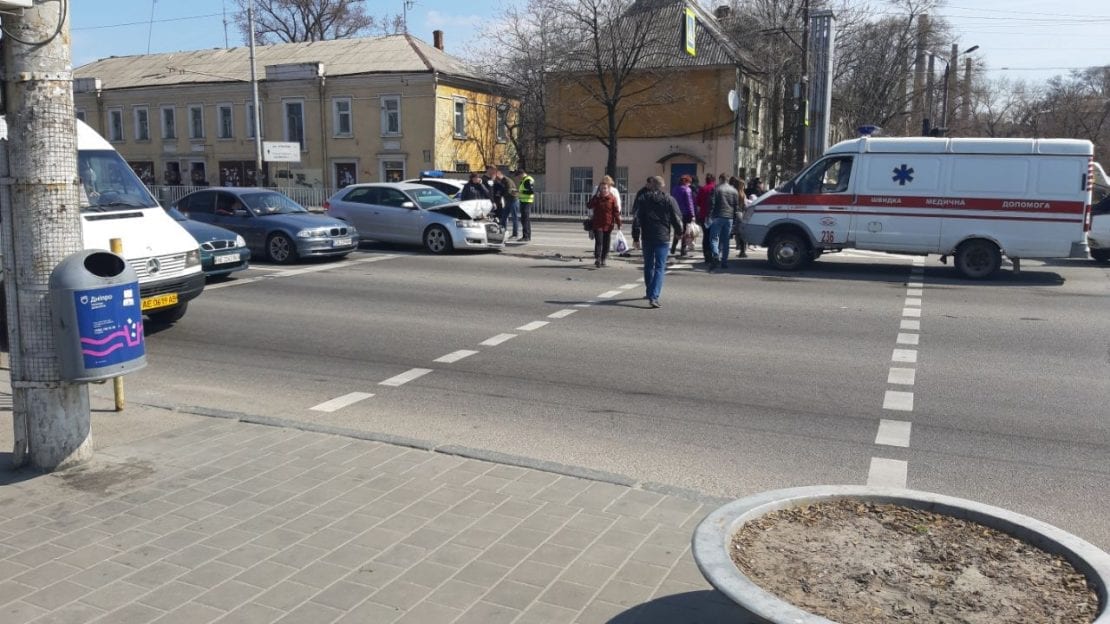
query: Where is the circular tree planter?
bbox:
[692,485,1110,624]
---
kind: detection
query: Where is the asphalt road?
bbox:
[97,222,1110,549]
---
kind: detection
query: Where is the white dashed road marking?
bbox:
[310,392,374,412]
[883,390,915,411]
[887,367,916,385]
[867,457,909,488]
[548,309,578,319]
[892,349,918,363]
[516,321,549,331]
[618,283,639,290]
[907,288,923,297]
[896,332,920,345]
[434,350,478,364]
[905,297,923,307]
[380,368,433,387]
[597,290,623,298]
[875,419,913,447]
[902,307,922,318]
[900,320,920,331]
[480,333,517,346]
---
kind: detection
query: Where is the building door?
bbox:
[670,163,697,192]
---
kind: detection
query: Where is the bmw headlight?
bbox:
[184,249,200,268]
[455,220,481,229]
[234,234,246,247]
[296,227,328,238]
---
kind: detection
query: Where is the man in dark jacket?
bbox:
[460,172,490,201]
[631,176,683,308]
[708,175,741,270]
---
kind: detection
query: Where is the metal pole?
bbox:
[109,238,125,411]
[248,0,264,185]
[923,54,936,135]
[796,0,810,170]
[1,0,93,470]
[940,63,951,131]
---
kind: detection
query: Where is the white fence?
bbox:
[149,186,633,219]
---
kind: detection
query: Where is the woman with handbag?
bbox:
[588,179,621,267]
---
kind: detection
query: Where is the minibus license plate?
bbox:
[141,293,178,311]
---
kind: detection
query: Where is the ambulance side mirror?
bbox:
[780,180,795,194]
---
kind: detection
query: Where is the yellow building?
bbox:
[544,0,765,195]
[73,33,516,193]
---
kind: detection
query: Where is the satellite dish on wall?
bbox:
[727,90,739,112]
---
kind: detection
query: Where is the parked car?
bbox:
[173,188,358,264]
[324,183,503,254]
[165,207,251,278]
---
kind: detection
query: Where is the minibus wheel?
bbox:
[955,239,1001,279]
[767,231,810,271]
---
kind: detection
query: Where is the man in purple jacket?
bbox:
[670,174,696,256]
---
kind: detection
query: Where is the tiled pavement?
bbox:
[0,415,749,623]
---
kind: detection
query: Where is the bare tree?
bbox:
[544,0,682,178]
[235,0,401,45]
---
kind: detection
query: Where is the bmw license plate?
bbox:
[141,293,178,311]
[214,252,240,265]
[332,237,352,247]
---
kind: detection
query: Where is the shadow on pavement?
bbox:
[606,590,751,623]
[0,453,38,485]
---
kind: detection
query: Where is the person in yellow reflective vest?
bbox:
[514,168,535,241]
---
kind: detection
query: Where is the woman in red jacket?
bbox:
[588,179,622,267]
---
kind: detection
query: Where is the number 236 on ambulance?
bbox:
[740,137,1094,278]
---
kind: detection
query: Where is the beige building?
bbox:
[73,33,516,192]
[544,0,766,196]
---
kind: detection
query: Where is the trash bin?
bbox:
[50,250,146,382]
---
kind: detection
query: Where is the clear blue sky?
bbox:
[71,0,1109,84]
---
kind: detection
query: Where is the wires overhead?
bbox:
[2,0,67,47]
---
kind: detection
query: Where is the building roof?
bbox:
[74,34,486,90]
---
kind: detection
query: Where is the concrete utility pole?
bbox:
[1,0,93,470]
[247,0,264,185]
[795,0,810,171]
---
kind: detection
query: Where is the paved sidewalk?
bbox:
[0,396,747,623]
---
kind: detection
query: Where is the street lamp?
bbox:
[933,45,979,134]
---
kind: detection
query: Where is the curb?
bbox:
[135,400,728,507]
[691,485,1110,624]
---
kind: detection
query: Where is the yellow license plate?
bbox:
[141,293,178,311]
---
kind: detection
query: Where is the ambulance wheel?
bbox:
[1091,249,1110,263]
[955,239,1001,279]
[767,231,810,271]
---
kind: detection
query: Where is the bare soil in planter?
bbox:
[731,500,1100,623]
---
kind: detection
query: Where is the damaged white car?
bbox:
[324,183,503,254]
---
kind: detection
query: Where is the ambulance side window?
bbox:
[796,156,853,195]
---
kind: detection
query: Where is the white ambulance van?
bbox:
[741,137,1094,278]
[2,119,204,323]
[1087,162,1109,263]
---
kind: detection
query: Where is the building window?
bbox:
[108,108,124,142]
[381,160,405,182]
[188,105,204,139]
[332,97,352,137]
[381,95,400,136]
[284,100,305,150]
[161,106,176,139]
[75,109,86,122]
[217,104,233,139]
[246,102,260,138]
[334,162,357,188]
[739,86,751,131]
[570,166,593,205]
[496,106,508,143]
[133,107,150,141]
[454,161,470,173]
[752,93,762,134]
[615,166,629,194]
[453,97,466,138]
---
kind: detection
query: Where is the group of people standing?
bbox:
[460,166,536,241]
[582,172,766,307]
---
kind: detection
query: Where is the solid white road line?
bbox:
[896,333,920,345]
[904,297,923,307]
[887,367,917,385]
[597,290,623,298]
[875,419,913,447]
[548,309,578,319]
[206,254,401,290]
[867,457,909,488]
[892,349,918,363]
[310,392,374,413]
[380,368,433,387]
[883,390,915,411]
[902,307,922,318]
[480,333,517,346]
[434,350,478,364]
[573,302,595,308]
[516,321,549,331]
[205,277,263,290]
[906,288,924,297]
[900,319,920,331]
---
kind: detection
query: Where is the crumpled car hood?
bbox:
[430,199,490,220]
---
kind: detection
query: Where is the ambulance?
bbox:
[741,137,1094,278]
